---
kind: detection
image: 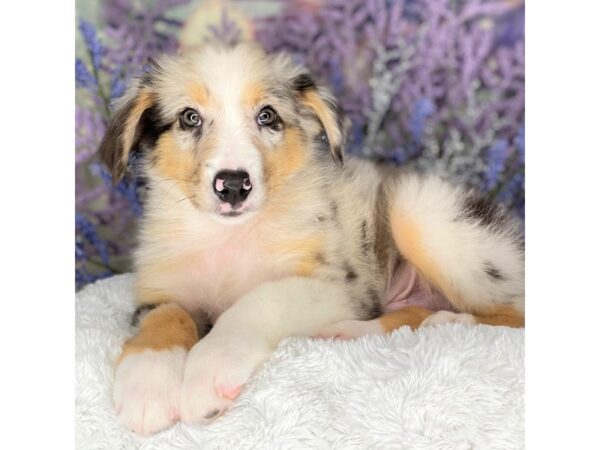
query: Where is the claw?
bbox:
[203,409,221,420]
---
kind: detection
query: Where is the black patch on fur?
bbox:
[344,263,358,282]
[139,104,171,149]
[130,304,159,327]
[359,288,383,320]
[332,145,344,167]
[462,194,506,229]
[139,58,163,87]
[364,302,383,320]
[139,72,155,88]
[484,261,504,281]
[291,74,316,92]
[360,220,371,255]
[98,94,172,182]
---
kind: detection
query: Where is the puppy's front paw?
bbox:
[180,330,272,425]
[113,347,186,435]
[420,310,477,327]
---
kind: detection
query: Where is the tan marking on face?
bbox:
[242,81,266,108]
[154,132,196,182]
[379,306,435,332]
[261,127,308,198]
[122,90,154,165]
[151,129,218,209]
[188,82,211,106]
[118,303,198,363]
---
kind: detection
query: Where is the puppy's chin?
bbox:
[210,209,258,226]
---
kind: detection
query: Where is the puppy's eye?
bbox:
[257,106,279,127]
[180,108,202,128]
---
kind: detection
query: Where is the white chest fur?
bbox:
[136,217,297,321]
[178,238,291,319]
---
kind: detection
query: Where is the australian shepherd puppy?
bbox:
[99,43,524,435]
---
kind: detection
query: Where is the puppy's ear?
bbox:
[291,73,347,166]
[98,82,155,182]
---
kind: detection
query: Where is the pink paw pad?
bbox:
[217,384,242,400]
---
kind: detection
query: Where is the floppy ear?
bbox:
[291,73,347,166]
[98,83,155,182]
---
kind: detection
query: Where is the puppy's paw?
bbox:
[113,347,186,436]
[180,330,272,425]
[420,310,477,327]
[314,319,383,340]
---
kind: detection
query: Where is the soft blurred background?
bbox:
[75,0,524,290]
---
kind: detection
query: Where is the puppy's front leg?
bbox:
[180,277,355,424]
[113,302,199,435]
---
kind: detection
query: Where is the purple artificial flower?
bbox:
[110,73,127,99]
[485,139,509,191]
[79,19,105,72]
[408,97,435,144]
[76,212,109,265]
[515,125,525,165]
[75,59,97,89]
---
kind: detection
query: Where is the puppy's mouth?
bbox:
[214,202,256,220]
[220,210,243,218]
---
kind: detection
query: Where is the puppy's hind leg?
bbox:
[319,173,526,339]
[317,302,525,339]
[421,304,524,328]
[386,173,525,324]
[315,306,435,339]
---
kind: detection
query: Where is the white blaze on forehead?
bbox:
[192,46,269,174]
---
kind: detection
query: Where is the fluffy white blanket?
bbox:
[76,274,524,450]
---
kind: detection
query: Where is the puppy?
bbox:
[98,43,524,435]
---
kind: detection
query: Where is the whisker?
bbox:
[174,196,193,206]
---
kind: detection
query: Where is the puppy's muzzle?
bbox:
[213,170,252,209]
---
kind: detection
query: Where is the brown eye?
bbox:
[257,106,279,127]
[180,108,202,128]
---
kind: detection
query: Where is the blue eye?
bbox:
[180,108,202,128]
[257,106,279,127]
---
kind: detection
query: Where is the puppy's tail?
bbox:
[386,173,524,315]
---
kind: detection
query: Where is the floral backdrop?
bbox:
[75,0,525,289]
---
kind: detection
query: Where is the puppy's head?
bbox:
[99,43,346,223]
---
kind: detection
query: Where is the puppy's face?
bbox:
[99,44,345,223]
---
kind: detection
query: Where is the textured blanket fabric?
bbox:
[76,275,524,450]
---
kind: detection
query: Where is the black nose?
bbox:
[213,170,252,207]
